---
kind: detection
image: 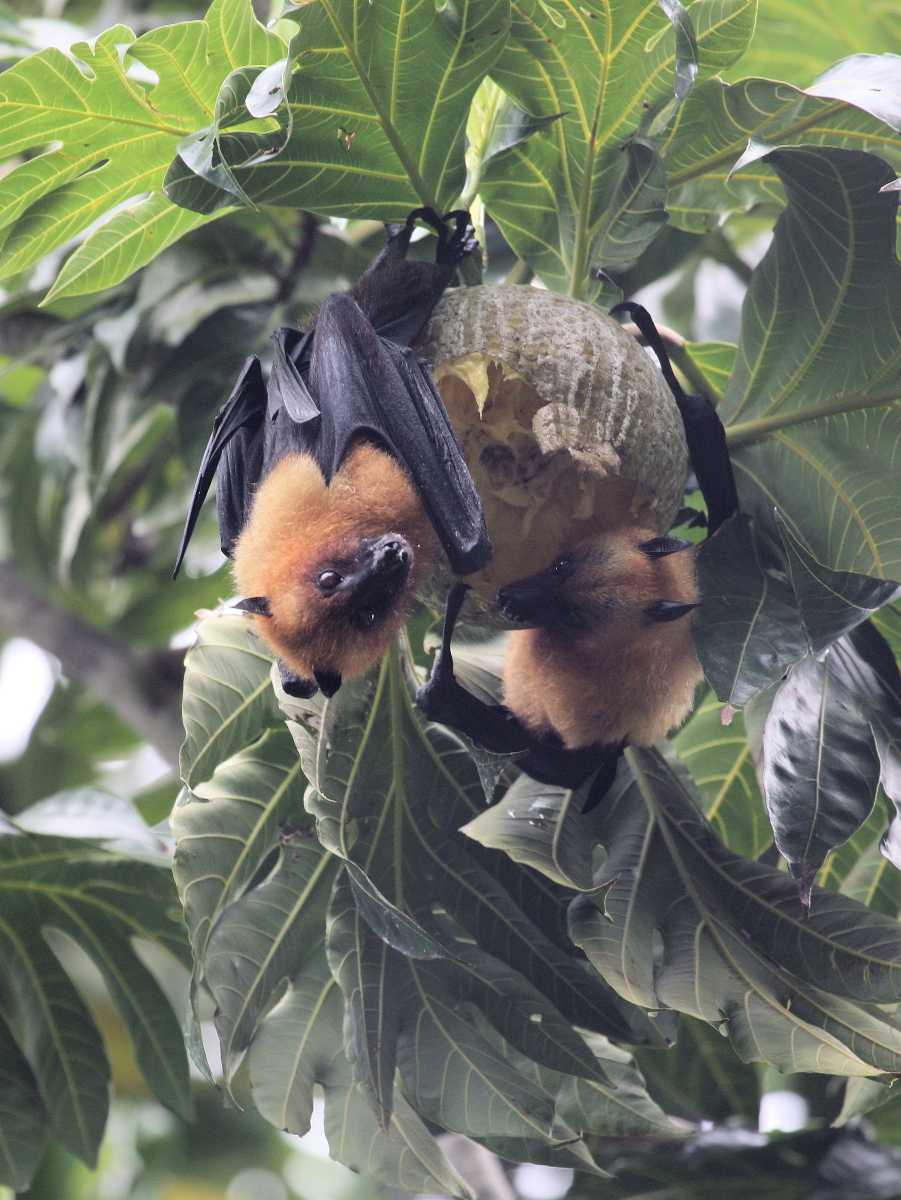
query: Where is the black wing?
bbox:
[304,292,490,575]
[173,357,266,577]
[175,209,490,577]
[610,301,739,535]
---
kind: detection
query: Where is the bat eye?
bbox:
[317,570,342,592]
[356,609,377,629]
[552,556,572,575]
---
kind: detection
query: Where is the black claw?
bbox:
[440,210,477,265]
[638,535,694,559]
[234,595,272,617]
[645,600,699,623]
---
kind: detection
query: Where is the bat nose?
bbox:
[371,533,411,570]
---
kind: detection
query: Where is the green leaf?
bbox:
[179,614,281,791]
[562,747,901,1074]
[778,513,901,652]
[43,196,226,306]
[725,2,901,85]
[696,515,805,707]
[0,0,283,296]
[721,148,901,580]
[480,0,756,296]
[762,637,882,883]
[0,829,191,1175]
[674,693,770,859]
[0,1015,47,1192]
[635,1015,761,1124]
[302,642,639,1133]
[683,340,736,401]
[302,640,637,1048]
[247,950,472,1197]
[695,512,900,709]
[663,56,901,233]
[168,0,511,218]
[461,771,598,890]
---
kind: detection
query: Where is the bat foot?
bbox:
[439,209,477,265]
[397,207,477,267]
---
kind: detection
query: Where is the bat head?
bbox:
[233,446,435,690]
[496,529,697,632]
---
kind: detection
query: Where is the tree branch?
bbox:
[0,563,184,767]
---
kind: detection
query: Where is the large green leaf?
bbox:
[673,692,770,859]
[762,632,888,885]
[635,1015,761,1124]
[168,0,511,218]
[721,148,901,580]
[694,514,898,708]
[479,0,756,296]
[247,950,472,1198]
[663,55,901,233]
[0,0,282,298]
[724,0,901,85]
[0,1015,46,1192]
[179,614,280,791]
[468,746,901,1075]
[298,640,641,1134]
[0,826,191,1182]
[175,619,475,1191]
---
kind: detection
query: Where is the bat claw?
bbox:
[439,208,477,265]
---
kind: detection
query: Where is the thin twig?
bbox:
[274,211,319,306]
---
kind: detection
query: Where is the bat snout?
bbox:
[371,534,411,571]
[496,580,553,627]
[353,533,414,608]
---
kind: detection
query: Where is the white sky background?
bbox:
[0,637,57,762]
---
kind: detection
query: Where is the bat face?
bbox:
[497,530,696,631]
[312,531,414,632]
[233,446,436,688]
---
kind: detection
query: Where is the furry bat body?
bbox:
[175,209,490,697]
[499,528,703,750]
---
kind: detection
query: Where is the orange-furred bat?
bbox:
[416,303,738,811]
[232,445,437,695]
[174,208,490,698]
[499,528,702,751]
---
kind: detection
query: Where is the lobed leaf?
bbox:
[169,0,511,219]
[0,829,191,1177]
[663,55,901,233]
[722,147,901,580]
[0,0,282,297]
[480,0,755,296]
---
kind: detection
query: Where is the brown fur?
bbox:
[502,529,703,749]
[233,444,436,680]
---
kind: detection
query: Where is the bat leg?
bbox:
[417,586,622,811]
[416,584,534,754]
[610,301,739,535]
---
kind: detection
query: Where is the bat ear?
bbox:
[278,662,318,699]
[314,668,342,697]
[638,535,693,558]
[645,600,698,623]
[234,596,272,617]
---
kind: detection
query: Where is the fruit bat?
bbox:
[174,208,491,698]
[416,302,739,811]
